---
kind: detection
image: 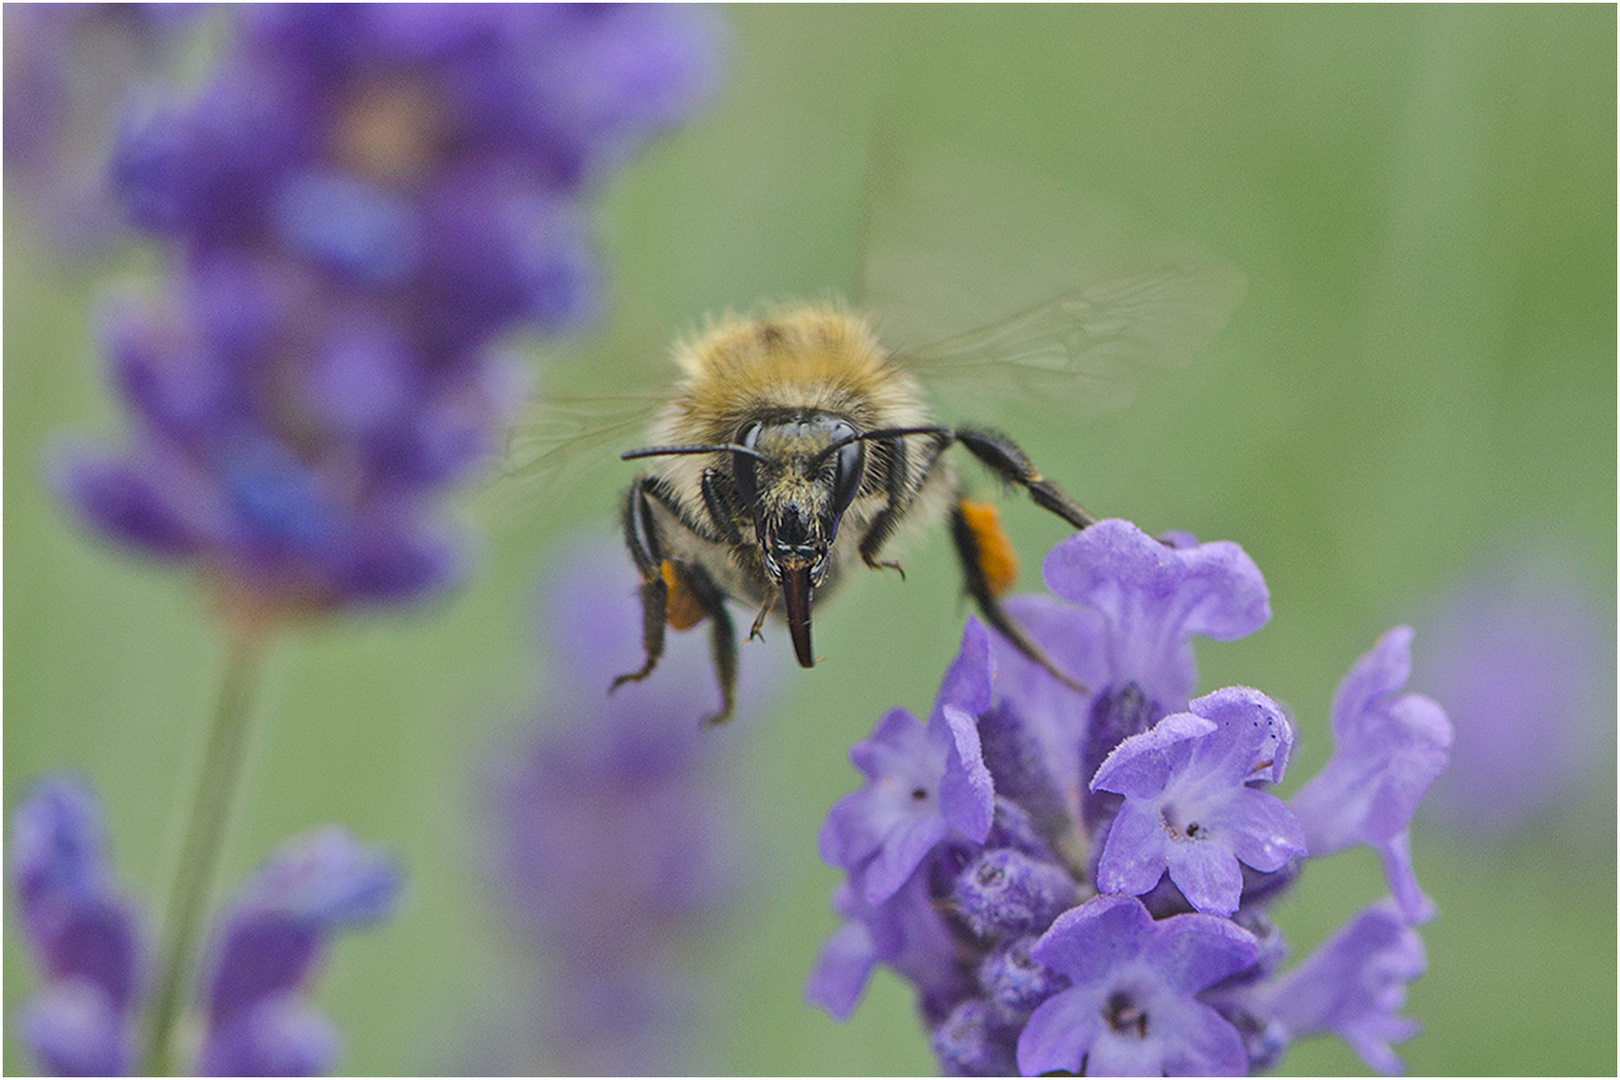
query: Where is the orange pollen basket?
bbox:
[661,560,708,630]
[959,500,1020,598]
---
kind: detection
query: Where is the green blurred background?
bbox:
[6,6,1614,1075]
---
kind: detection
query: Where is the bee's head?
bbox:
[732,415,867,668]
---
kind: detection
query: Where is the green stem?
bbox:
[141,626,269,1076]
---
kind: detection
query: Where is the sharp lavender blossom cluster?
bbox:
[487,544,763,1074]
[53,4,725,614]
[809,519,1452,1076]
[12,777,400,1076]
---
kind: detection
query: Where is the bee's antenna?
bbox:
[808,425,951,467]
[622,443,771,463]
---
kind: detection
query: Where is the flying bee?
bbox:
[614,304,1107,724]
[510,155,1245,724]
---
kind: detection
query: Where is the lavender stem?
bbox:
[142,623,269,1076]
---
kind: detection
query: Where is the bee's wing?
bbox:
[488,391,664,505]
[898,263,1245,425]
[857,151,1244,425]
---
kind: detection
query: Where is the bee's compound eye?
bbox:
[733,422,762,507]
[828,427,865,517]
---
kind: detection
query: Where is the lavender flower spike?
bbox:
[818,618,996,906]
[1018,894,1260,1077]
[488,542,756,1074]
[12,777,146,1077]
[1091,686,1305,916]
[1289,627,1452,923]
[57,6,728,615]
[195,827,402,1077]
[812,526,1449,1074]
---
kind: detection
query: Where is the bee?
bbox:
[514,157,1244,725]
[613,303,1111,724]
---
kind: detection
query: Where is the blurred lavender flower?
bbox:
[53,4,727,616]
[11,777,145,1077]
[810,519,1452,1075]
[195,828,402,1076]
[1411,563,1614,834]
[10,777,399,1076]
[487,541,767,1074]
[4,3,205,253]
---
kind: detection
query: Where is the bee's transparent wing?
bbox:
[488,392,663,506]
[857,151,1245,425]
[899,263,1245,424]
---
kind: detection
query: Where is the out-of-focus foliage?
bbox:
[7,6,1612,1074]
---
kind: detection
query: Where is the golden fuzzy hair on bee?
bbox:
[662,303,928,444]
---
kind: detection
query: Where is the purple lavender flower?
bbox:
[1091,687,1305,917]
[811,520,1448,1075]
[1018,894,1260,1076]
[1229,898,1427,1076]
[109,4,725,339]
[1289,627,1452,923]
[11,778,145,1077]
[1041,519,1272,714]
[195,828,401,1076]
[4,4,205,253]
[54,5,726,615]
[818,619,996,906]
[11,778,399,1077]
[488,541,761,1074]
[806,863,975,1029]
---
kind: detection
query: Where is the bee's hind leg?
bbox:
[951,427,1098,532]
[949,496,1089,696]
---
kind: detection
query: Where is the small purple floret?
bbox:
[1289,627,1451,922]
[952,848,1079,940]
[1241,898,1426,1075]
[1092,687,1304,916]
[1043,519,1271,712]
[11,777,145,1078]
[818,619,995,906]
[1018,894,1259,1077]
